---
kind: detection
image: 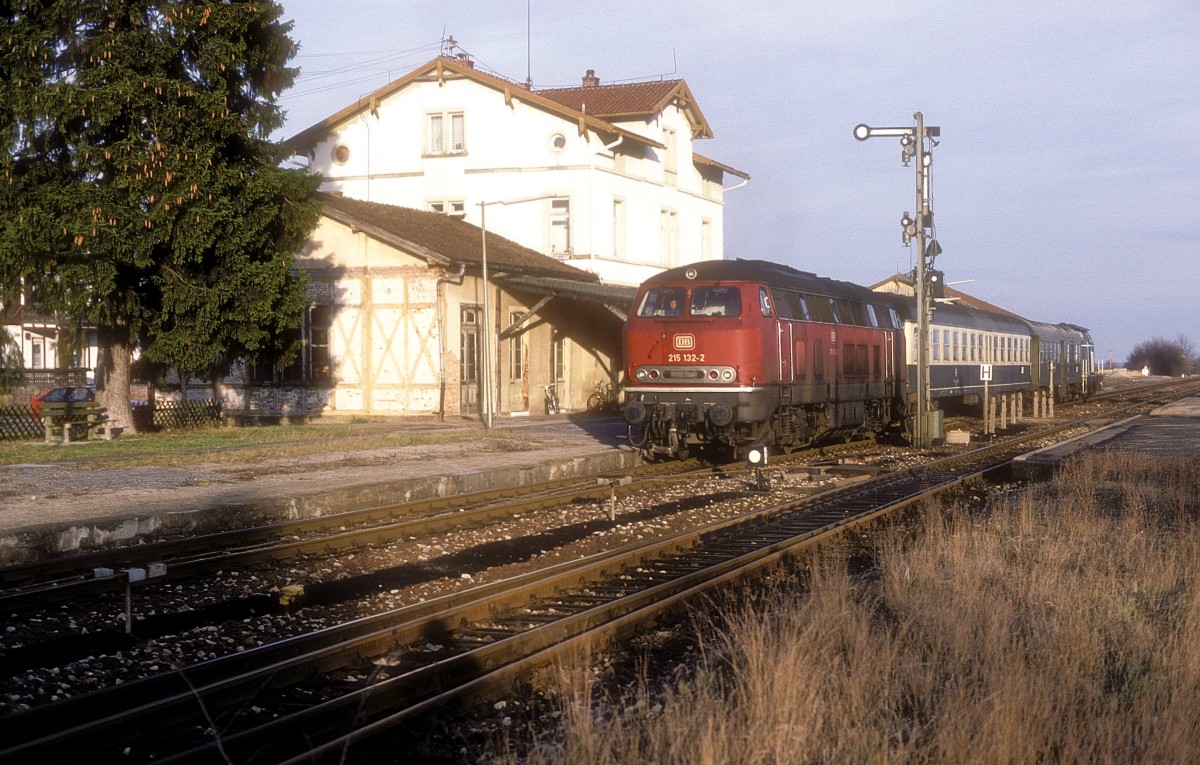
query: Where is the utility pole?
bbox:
[854,113,942,447]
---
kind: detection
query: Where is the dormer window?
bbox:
[427,111,465,155]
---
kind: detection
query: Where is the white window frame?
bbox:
[612,198,626,260]
[426,111,465,156]
[548,197,571,255]
[428,199,466,219]
[662,127,677,186]
[660,208,679,266]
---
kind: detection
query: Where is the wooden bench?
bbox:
[39,401,113,444]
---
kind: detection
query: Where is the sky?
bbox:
[274,0,1199,365]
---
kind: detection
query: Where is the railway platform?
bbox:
[0,415,637,565]
[1013,395,1200,479]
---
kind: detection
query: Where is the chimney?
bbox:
[582,69,599,87]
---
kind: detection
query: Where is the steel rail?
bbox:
[5,389,1188,763]
[0,458,719,607]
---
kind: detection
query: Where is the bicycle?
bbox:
[540,383,560,415]
[586,380,618,413]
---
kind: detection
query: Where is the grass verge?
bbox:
[485,450,1200,764]
[0,422,501,469]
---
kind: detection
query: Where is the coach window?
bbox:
[953,331,960,361]
[813,340,825,380]
[932,329,940,362]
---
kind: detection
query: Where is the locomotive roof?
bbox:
[644,259,882,302]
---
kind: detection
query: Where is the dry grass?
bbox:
[0,422,502,468]
[489,451,1200,764]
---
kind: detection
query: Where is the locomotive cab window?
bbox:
[689,286,741,317]
[759,287,772,316]
[637,287,688,318]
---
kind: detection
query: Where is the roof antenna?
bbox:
[525,0,533,89]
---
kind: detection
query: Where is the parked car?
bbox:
[31,385,96,415]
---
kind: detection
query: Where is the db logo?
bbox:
[673,334,695,350]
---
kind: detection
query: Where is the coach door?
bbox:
[460,307,480,415]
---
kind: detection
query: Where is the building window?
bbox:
[331,144,350,164]
[553,332,565,383]
[612,199,626,260]
[662,127,677,186]
[427,111,465,155]
[701,218,712,261]
[308,305,331,383]
[548,132,567,153]
[428,200,466,219]
[508,310,525,381]
[549,198,571,254]
[660,209,679,266]
[461,308,479,384]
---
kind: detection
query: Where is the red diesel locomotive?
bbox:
[622,259,907,459]
[622,259,1098,460]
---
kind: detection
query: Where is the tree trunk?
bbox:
[97,326,137,434]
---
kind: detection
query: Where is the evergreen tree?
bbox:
[0,1,321,431]
[0,326,21,394]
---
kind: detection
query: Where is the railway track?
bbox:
[1,387,1192,764]
[0,458,722,608]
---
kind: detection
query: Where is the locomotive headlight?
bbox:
[636,368,648,381]
[720,369,735,381]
